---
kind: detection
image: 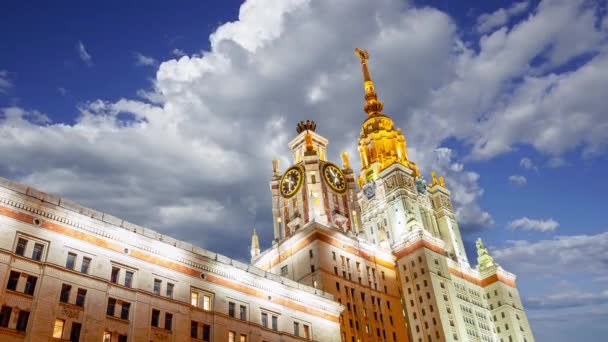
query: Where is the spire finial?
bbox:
[355,48,384,116]
[476,238,496,271]
[251,228,260,259]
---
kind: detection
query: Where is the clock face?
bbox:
[280,166,304,197]
[323,163,347,193]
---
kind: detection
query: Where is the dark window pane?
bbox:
[24,275,37,295]
[6,271,19,291]
[66,253,76,270]
[240,305,246,320]
[76,289,86,307]
[121,302,130,320]
[165,313,172,330]
[0,306,11,327]
[228,302,235,317]
[32,243,44,261]
[80,257,91,273]
[107,298,116,316]
[60,284,72,303]
[202,324,210,341]
[153,279,161,295]
[151,309,160,327]
[16,310,29,331]
[272,316,278,331]
[110,267,119,283]
[191,321,198,338]
[16,238,27,256]
[124,271,133,288]
[118,335,127,342]
[70,322,82,342]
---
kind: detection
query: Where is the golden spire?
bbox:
[355,48,384,116]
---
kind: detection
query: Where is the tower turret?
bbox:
[250,229,260,259]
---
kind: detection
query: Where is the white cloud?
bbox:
[76,41,92,66]
[525,290,608,309]
[493,232,608,275]
[477,1,529,34]
[508,174,527,186]
[0,70,12,94]
[519,157,537,171]
[171,49,186,57]
[508,217,559,232]
[134,52,157,66]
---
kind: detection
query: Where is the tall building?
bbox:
[253,49,535,342]
[0,177,342,341]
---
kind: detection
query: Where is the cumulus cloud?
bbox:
[76,41,92,66]
[525,290,608,310]
[134,52,157,66]
[0,70,12,94]
[477,1,529,34]
[1,0,607,261]
[493,232,608,275]
[508,217,558,232]
[508,174,527,186]
[519,157,537,171]
[171,49,186,57]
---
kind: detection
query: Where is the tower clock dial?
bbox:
[323,163,347,193]
[280,166,304,197]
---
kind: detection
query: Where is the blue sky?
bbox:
[1,1,607,340]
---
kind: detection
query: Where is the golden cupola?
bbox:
[355,48,419,184]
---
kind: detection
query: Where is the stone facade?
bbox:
[0,178,342,342]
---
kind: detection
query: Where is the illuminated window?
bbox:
[103,332,112,342]
[229,331,236,342]
[32,243,44,261]
[53,319,64,338]
[66,252,77,270]
[191,292,199,306]
[203,294,211,310]
[240,335,247,342]
[15,238,27,256]
[81,257,91,274]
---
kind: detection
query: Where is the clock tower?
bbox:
[269,120,359,244]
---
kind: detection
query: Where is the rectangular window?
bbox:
[309,249,313,258]
[32,243,44,261]
[151,309,160,327]
[272,315,278,330]
[7,271,19,291]
[281,265,288,276]
[228,302,235,317]
[107,298,116,316]
[66,252,77,270]
[76,288,87,307]
[80,257,91,274]
[103,332,111,342]
[16,238,27,256]
[294,322,300,336]
[303,324,310,340]
[70,322,81,342]
[16,310,29,331]
[192,321,200,338]
[240,305,247,320]
[166,283,174,298]
[121,302,130,320]
[53,319,65,338]
[118,335,127,342]
[24,275,37,295]
[191,292,199,306]
[60,284,72,303]
[165,313,172,330]
[203,294,211,311]
[124,271,133,288]
[240,335,247,342]
[261,312,268,328]
[228,331,235,342]
[202,324,210,341]
[0,306,11,328]
[110,267,120,283]
[153,279,161,295]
